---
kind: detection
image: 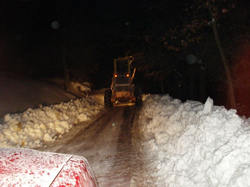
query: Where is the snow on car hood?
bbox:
[0,148,97,187]
[0,148,72,186]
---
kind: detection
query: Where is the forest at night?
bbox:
[0,0,250,116]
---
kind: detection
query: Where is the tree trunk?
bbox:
[209,11,237,109]
[189,70,195,100]
[160,79,165,94]
[62,51,70,90]
[199,67,206,102]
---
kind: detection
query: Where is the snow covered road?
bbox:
[40,105,137,187]
[3,85,250,186]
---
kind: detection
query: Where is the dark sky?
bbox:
[0,0,179,75]
[1,1,143,44]
[1,0,181,49]
[0,0,187,94]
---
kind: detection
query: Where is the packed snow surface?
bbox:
[137,95,250,187]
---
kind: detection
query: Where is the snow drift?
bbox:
[137,95,250,187]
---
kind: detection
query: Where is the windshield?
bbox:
[115,59,129,74]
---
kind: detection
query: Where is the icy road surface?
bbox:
[39,105,143,187]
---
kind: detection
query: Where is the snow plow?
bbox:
[0,148,98,187]
[104,57,142,107]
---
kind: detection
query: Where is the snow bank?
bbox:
[0,97,103,149]
[66,82,91,97]
[0,77,78,118]
[138,95,250,187]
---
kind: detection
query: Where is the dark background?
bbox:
[1,0,250,116]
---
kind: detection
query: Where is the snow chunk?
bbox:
[203,97,213,114]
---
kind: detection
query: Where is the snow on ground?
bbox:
[0,97,103,148]
[0,76,77,117]
[0,76,103,149]
[1,76,250,186]
[135,94,250,187]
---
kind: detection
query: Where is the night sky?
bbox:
[0,0,181,85]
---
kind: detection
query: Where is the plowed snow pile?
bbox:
[0,97,103,148]
[137,95,250,187]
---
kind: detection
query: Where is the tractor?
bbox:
[104,57,142,107]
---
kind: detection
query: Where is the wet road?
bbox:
[41,105,136,187]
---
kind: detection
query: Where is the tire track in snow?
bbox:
[41,105,136,187]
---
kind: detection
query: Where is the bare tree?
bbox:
[203,0,236,109]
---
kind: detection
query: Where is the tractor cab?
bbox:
[104,57,142,107]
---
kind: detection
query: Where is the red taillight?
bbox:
[114,74,118,78]
[126,73,129,77]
